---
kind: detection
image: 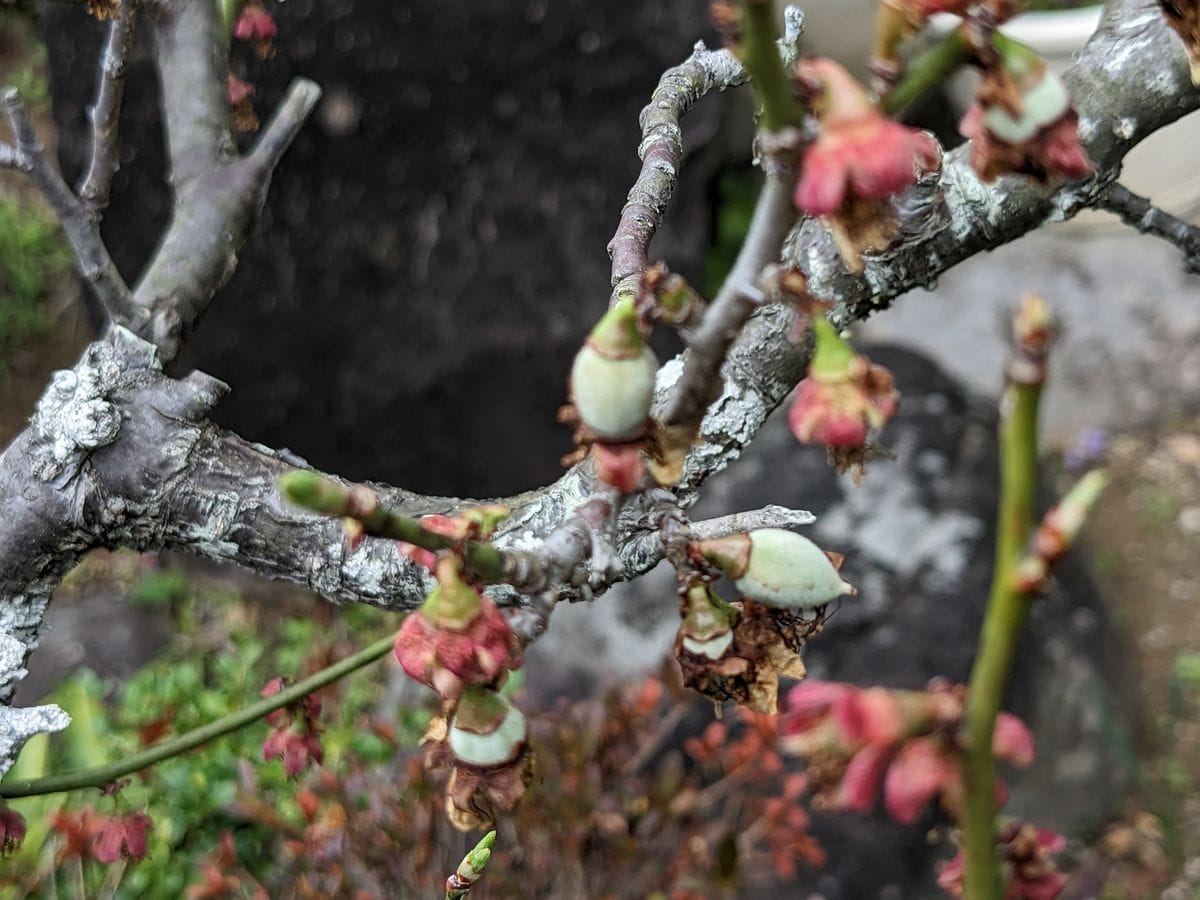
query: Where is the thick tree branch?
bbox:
[132,0,319,364]
[0,88,136,322]
[77,0,140,219]
[1096,181,1200,272]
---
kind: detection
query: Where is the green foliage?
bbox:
[0,196,70,371]
[3,575,419,898]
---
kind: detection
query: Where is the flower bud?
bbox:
[447,686,528,768]
[569,298,658,441]
[694,528,854,612]
[678,581,735,660]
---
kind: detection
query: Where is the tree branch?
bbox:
[1096,181,1200,272]
[0,88,136,323]
[77,0,140,219]
[607,41,748,300]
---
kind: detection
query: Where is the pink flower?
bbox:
[393,559,521,701]
[0,806,26,856]
[94,812,152,863]
[794,58,940,272]
[780,680,1035,823]
[233,2,277,43]
[263,728,324,776]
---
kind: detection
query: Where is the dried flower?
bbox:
[692,528,854,613]
[960,37,1090,183]
[0,806,26,856]
[678,595,812,715]
[794,57,940,272]
[569,297,658,442]
[426,687,535,830]
[1161,0,1200,85]
[789,318,899,471]
[393,558,521,701]
[94,812,153,863]
[227,75,260,133]
[938,821,1067,899]
[85,0,120,21]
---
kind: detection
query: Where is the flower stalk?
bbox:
[0,634,396,799]
[960,297,1048,899]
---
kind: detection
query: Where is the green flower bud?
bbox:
[570,298,658,441]
[696,528,854,612]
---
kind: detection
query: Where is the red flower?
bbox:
[794,58,940,272]
[0,806,26,856]
[393,558,521,701]
[789,319,899,474]
[94,812,152,863]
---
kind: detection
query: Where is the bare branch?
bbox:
[247,78,323,175]
[132,0,319,364]
[657,148,800,444]
[78,0,140,219]
[0,88,136,323]
[1095,181,1200,273]
[607,42,748,299]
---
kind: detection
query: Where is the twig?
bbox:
[689,503,815,538]
[880,27,973,118]
[0,89,136,324]
[1096,182,1200,274]
[607,42,748,298]
[247,78,324,176]
[0,633,395,799]
[78,0,140,219]
[960,299,1049,900]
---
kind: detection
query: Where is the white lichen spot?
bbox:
[1113,116,1136,140]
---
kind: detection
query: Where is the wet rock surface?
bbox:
[529,345,1138,897]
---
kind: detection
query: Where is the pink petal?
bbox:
[795,144,849,215]
[831,742,891,812]
[836,687,905,745]
[993,713,1035,767]
[883,737,953,823]
[783,681,855,733]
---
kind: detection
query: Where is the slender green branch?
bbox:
[880,27,973,117]
[960,297,1050,899]
[0,634,396,799]
[279,470,507,582]
[739,0,801,132]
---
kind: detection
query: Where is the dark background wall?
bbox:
[39,0,727,497]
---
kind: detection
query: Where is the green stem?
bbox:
[739,1,801,132]
[880,27,973,118]
[279,470,507,582]
[0,634,396,799]
[960,378,1042,900]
